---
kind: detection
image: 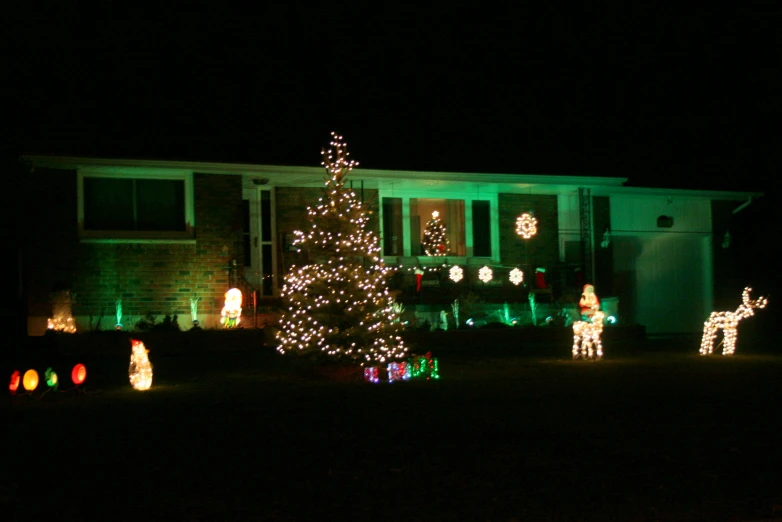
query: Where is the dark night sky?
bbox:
[10,4,781,193]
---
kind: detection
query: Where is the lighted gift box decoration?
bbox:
[387,361,410,383]
[129,339,153,391]
[700,287,767,356]
[221,288,243,328]
[366,354,439,383]
[364,366,379,383]
[408,352,440,380]
[572,311,605,360]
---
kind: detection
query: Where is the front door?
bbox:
[242,188,277,297]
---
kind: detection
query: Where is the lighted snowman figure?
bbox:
[579,284,600,320]
[221,288,243,328]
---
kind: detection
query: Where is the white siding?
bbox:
[610,196,711,233]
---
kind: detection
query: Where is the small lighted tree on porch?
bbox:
[422,211,449,256]
[276,132,407,365]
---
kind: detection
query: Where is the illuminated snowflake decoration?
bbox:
[449,265,464,283]
[516,212,538,239]
[509,268,524,285]
[478,266,493,283]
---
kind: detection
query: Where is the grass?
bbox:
[3,338,782,521]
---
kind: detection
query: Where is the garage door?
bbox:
[612,234,712,334]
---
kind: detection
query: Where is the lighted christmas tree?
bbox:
[422,211,449,256]
[276,132,407,365]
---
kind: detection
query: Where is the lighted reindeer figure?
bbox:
[700,287,767,356]
[572,310,605,360]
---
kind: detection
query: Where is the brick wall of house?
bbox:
[498,193,559,270]
[24,169,244,332]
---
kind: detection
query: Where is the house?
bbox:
[18,155,763,335]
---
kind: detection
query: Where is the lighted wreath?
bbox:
[516,212,538,239]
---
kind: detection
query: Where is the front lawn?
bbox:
[4,340,781,521]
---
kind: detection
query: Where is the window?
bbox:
[78,171,194,241]
[381,195,495,259]
[410,198,466,256]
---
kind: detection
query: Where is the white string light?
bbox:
[516,212,538,239]
[478,266,493,283]
[572,311,605,360]
[700,287,767,355]
[509,268,524,285]
[276,133,407,365]
[449,265,464,283]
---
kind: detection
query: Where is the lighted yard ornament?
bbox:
[449,265,464,283]
[23,369,39,391]
[47,290,76,333]
[478,266,493,283]
[700,287,768,356]
[45,367,59,391]
[572,310,605,360]
[579,284,600,319]
[516,212,538,239]
[509,268,524,286]
[422,210,449,256]
[129,339,153,390]
[71,364,87,386]
[9,370,20,395]
[364,367,379,383]
[276,132,407,365]
[408,352,440,380]
[220,288,243,328]
[115,299,123,330]
[190,296,201,329]
[387,362,410,382]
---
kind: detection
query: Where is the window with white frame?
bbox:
[380,194,496,260]
[78,170,194,240]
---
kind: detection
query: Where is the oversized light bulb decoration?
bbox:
[516,212,538,239]
[422,210,449,256]
[220,288,243,328]
[509,268,524,285]
[478,266,493,283]
[129,339,153,390]
[449,265,464,283]
[700,287,767,356]
[276,132,407,365]
[572,311,605,360]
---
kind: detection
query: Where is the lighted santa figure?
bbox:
[221,288,243,328]
[579,284,600,319]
